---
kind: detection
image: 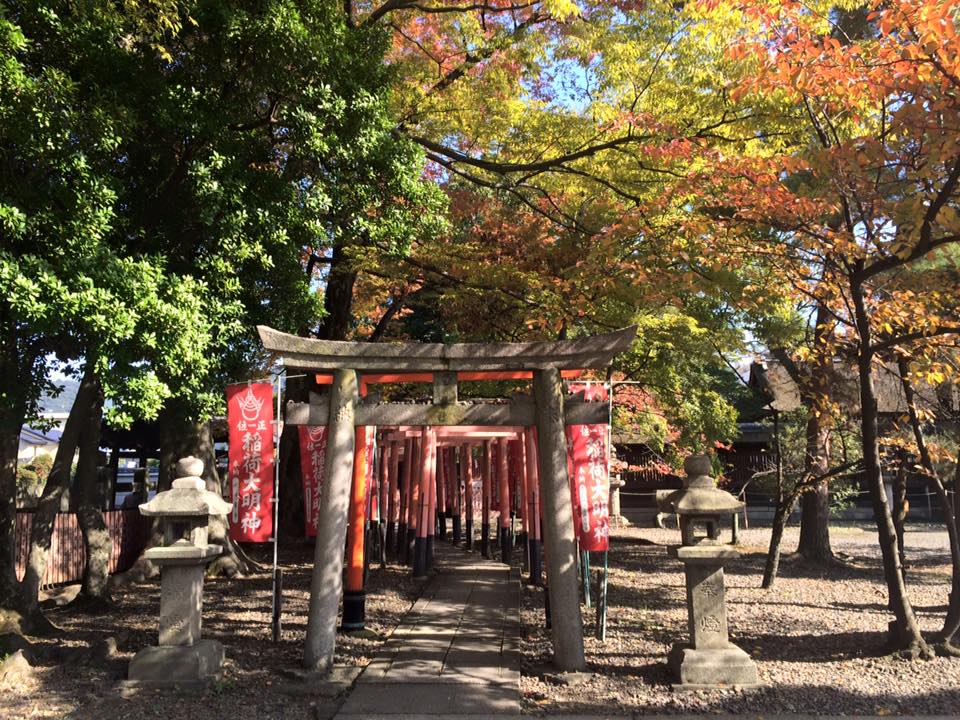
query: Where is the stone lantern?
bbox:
[661,454,758,688]
[128,456,233,684]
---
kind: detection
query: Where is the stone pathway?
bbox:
[335,543,521,718]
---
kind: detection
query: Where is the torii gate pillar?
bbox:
[303,369,357,672]
[535,368,587,671]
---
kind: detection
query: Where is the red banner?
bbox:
[566,383,610,551]
[298,426,327,537]
[227,383,274,543]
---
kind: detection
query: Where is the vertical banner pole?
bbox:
[271,372,284,642]
[596,548,608,641]
[582,550,592,608]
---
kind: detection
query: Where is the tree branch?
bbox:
[409,132,654,176]
[870,325,960,354]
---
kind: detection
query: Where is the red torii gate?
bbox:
[258,325,635,674]
[374,425,537,576]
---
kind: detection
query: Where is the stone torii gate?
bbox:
[257,325,636,673]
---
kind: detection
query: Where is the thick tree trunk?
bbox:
[319,245,358,341]
[74,379,111,608]
[0,400,27,623]
[949,456,960,643]
[113,410,254,585]
[193,420,254,577]
[776,305,835,566]
[897,356,960,649]
[22,364,97,614]
[0,309,38,626]
[798,355,834,563]
[852,280,930,657]
[278,375,309,541]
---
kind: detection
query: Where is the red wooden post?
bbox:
[377,442,390,567]
[427,430,438,569]
[436,447,447,540]
[498,437,511,564]
[449,446,462,542]
[405,437,421,566]
[518,437,530,570]
[343,426,369,630]
[387,440,401,558]
[414,428,435,578]
[482,440,492,557]
[462,442,474,550]
[525,427,543,585]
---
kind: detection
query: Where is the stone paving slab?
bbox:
[336,681,519,715]
[336,542,521,717]
[336,716,957,720]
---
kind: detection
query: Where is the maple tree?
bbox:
[339,1,785,450]
[678,0,960,655]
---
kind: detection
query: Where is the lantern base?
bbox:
[129,639,224,684]
[668,643,758,689]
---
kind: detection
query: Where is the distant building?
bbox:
[17,376,78,462]
[18,426,62,462]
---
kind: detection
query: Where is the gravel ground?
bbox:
[2,542,425,720]
[519,523,960,715]
[4,525,957,718]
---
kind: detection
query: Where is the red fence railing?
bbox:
[14,509,153,587]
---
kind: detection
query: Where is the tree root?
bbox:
[0,607,59,637]
[885,625,934,661]
[107,555,160,590]
[66,593,115,615]
[938,638,960,657]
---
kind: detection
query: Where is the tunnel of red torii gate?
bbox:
[257,324,637,674]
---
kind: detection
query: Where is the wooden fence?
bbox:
[14,509,153,587]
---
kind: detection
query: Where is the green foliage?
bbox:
[1,0,444,425]
[15,454,52,503]
[615,309,740,449]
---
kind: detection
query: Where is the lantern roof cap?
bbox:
[664,454,743,516]
[139,457,233,518]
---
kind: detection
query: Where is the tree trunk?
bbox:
[319,244,358,341]
[897,356,960,649]
[112,410,254,585]
[0,310,38,627]
[893,450,908,575]
[0,395,27,624]
[74,378,111,609]
[852,279,930,657]
[192,420,253,577]
[797,342,834,564]
[22,364,98,614]
[776,304,835,565]
[762,492,799,589]
[278,375,309,541]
